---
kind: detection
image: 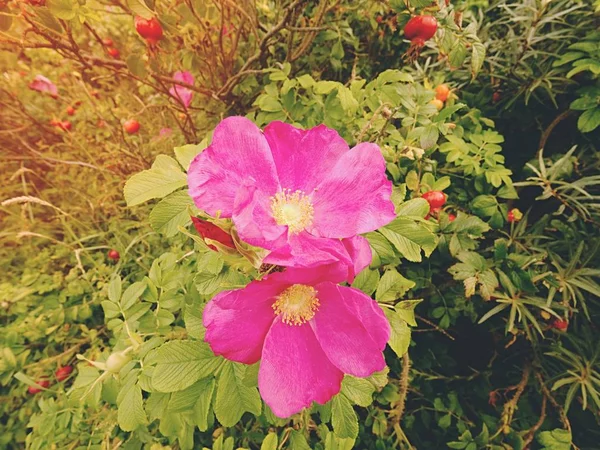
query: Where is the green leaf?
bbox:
[337,86,358,114]
[537,428,571,450]
[149,190,197,237]
[341,376,375,407]
[351,269,380,296]
[449,40,468,68]
[152,341,221,392]
[108,276,122,303]
[260,433,278,450]
[384,309,411,357]
[395,299,423,326]
[127,0,153,19]
[47,0,76,20]
[192,377,215,431]
[577,107,600,133]
[331,395,359,439]
[380,218,437,262]
[126,54,147,78]
[117,371,148,431]
[120,281,147,310]
[288,431,311,450]
[396,198,429,218]
[314,81,341,95]
[124,155,187,207]
[420,124,439,149]
[174,140,207,171]
[376,269,415,302]
[471,42,486,78]
[366,232,397,266]
[215,361,261,426]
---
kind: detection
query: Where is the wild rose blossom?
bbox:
[169,71,194,109]
[187,117,396,279]
[29,75,58,98]
[203,266,390,417]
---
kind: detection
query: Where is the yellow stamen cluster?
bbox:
[270,189,314,234]
[272,284,320,326]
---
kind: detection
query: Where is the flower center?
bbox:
[272,284,320,326]
[270,189,314,234]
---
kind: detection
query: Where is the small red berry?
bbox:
[422,191,446,209]
[55,366,73,382]
[492,92,501,103]
[134,16,163,45]
[107,47,120,59]
[507,208,522,223]
[66,106,75,116]
[28,379,50,394]
[376,15,383,24]
[551,319,568,331]
[108,249,120,261]
[435,84,451,102]
[102,38,114,47]
[123,119,140,134]
[448,213,456,222]
[53,120,71,131]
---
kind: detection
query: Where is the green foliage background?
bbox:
[1,0,599,449]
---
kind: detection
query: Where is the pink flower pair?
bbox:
[188,117,395,417]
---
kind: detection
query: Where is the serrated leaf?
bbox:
[395,299,423,326]
[331,394,358,439]
[152,340,221,392]
[108,276,122,303]
[214,361,261,426]
[351,268,380,296]
[149,190,196,237]
[471,42,485,78]
[126,54,147,78]
[120,281,147,310]
[124,155,187,207]
[341,376,375,407]
[384,308,411,357]
[376,269,415,302]
[174,140,207,171]
[260,433,278,450]
[380,217,437,262]
[117,371,147,431]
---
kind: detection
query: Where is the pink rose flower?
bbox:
[29,75,58,98]
[168,71,194,109]
[203,266,390,417]
[187,117,396,279]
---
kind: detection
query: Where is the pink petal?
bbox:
[203,277,287,364]
[263,232,353,274]
[342,235,373,282]
[263,122,349,193]
[159,127,172,137]
[169,71,194,109]
[259,317,343,417]
[29,75,58,97]
[232,183,287,250]
[311,283,388,377]
[188,117,279,217]
[336,286,390,351]
[311,143,396,238]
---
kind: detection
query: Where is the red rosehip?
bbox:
[102,38,114,47]
[435,84,451,102]
[107,249,120,260]
[551,319,568,331]
[123,119,140,134]
[107,47,120,59]
[448,213,456,222]
[28,379,50,394]
[404,15,438,44]
[191,217,235,251]
[492,91,501,103]
[422,191,446,209]
[376,15,383,24]
[134,16,163,45]
[53,120,71,131]
[66,106,75,116]
[55,366,73,382]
